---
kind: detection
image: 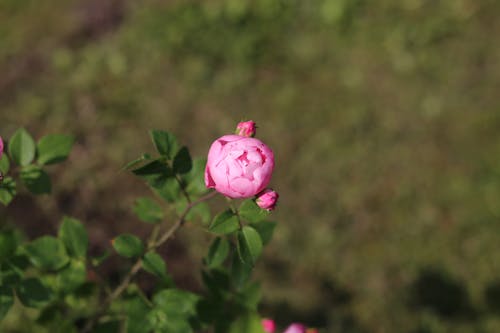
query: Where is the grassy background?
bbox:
[2,0,500,331]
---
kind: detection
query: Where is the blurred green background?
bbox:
[2,0,500,331]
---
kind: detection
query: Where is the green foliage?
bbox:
[173,146,193,174]
[24,236,69,271]
[0,155,10,174]
[16,278,53,308]
[210,209,240,234]
[112,234,144,258]
[8,128,35,166]
[0,177,16,205]
[237,226,263,266]
[133,197,164,224]
[20,165,51,194]
[36,134,74,165]
[0,286,13,321]
[206,237,230,268]
[0,230,18,262]
[58,217,88,258]
[239,199,269,223]
[142,251,168,280]
[150,130,179,160]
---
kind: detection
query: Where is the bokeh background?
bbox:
[2,0,500,331]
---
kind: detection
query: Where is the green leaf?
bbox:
[153,289,199,316]
[57,259,86,292]
[24,236,69,270]
[239,199,270,223]
[112,234,144,258]
[237,226,263,266]
[228,312,266,333]
[237,282,261,311]
[0,230,18,262]
[132,160,171,184]
[176,199,211,224]
[153,177,181,202]
[230,252,253,289]
[206,237,230,268]
[149,289,198,332]
[16,278,53,308]
[9,128,36,166]
[121,153,152,171]
[58,217,88,258]
[142,251,168,279]
[132,197,164,224]
[123,296,153,333]
[250,221,277,246]
[209,210,240,235]
[173,146,192,174]
[37,134,74,165]
[0,154,10,174]
[20,165,51,194]
[0,285,13,321]
[150,130,179,159]
[0,177,16,205]
[183,158,208,197]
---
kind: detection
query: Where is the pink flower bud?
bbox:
[236,120,257,137]
[0,136,3,159]
[283,323,307,333]
[256,189,279,211]
[261,318,276,333]
[205,134,274,199]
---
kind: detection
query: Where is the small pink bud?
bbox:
[236,120,257,137]
[0,136,3,159]
[256,189,279,211]
[261,318,276,333]
[283,323,307,333]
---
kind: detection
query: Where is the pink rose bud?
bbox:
[261,318,276,333]
[205,134,274,199]
[0,136,3,159]
[283,324,307,333]
[256,189,279,211]
[235,120,256,137]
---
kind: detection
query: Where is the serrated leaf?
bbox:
[112,234,144,258]
[133,197,164,224]
[250,221,277,246]
[0,285,13,321]
[206,237,230,268]
[173,146,192,174]
[142,251,168,279]
[150,130,179,159]
[0,177,16,205]
[24,236,69,270]
[20,165,51,194]
[209,210,239,235]
[58,216,88,258]
[16,278,53,308]
[239,199,269,223]
[9,128,36,166]
[37,134,74,165]
[237,226,263,266]
[0,154,10,174]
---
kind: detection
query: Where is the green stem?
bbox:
[81,190,217,333]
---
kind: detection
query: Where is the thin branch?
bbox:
[81,190,217,333]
